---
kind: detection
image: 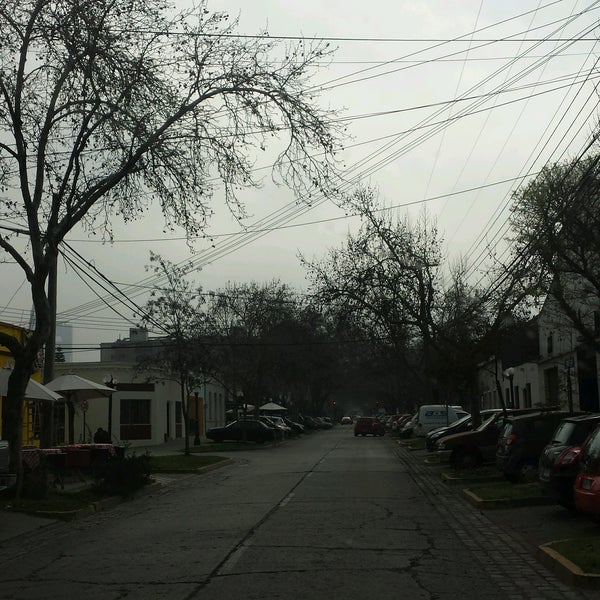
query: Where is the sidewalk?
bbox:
[0,436,211,544]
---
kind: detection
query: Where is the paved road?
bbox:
[0,428,596,599]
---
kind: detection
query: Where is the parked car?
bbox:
[413,404,468,437]
[340,416,353,425]
[496,411,576,482]
[399,413,418,438]
[283,417,305,434]
[354,417,385,437]
[539,414,600,507]
[206,419,276,444]
[573,424,600,519]
[435,408,542,469]
[314,417,333,429]
[262,415,292,438]
[425,409,502,452]
[389,414,412,434]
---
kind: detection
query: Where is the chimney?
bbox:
[129,327,148,343]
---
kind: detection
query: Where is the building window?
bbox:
[547,334,553,355]
[120,398,151,440]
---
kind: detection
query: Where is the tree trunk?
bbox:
[180,382,189,456]
[5,365,29,474]
[40,255,58,448]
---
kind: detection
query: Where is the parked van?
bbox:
[413,405,468,437]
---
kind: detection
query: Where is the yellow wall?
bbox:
[0,321,42,445]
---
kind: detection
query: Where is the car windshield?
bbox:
[550,421,576,444]
[451,415,471,427]
[583,428,600,459]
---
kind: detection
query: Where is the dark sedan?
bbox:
[206,419,276,444]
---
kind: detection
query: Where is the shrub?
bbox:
[92,452,151,497]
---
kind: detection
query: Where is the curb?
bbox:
[441,472,504,486]
[152,457,233,474]
[462,488,555,509]
[538,541,600,589]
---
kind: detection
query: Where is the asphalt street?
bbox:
[0,427,597,599]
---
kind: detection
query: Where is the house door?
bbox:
[544,367,559,406]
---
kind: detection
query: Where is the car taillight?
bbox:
[556,447,581,466]
[505,433,517,447]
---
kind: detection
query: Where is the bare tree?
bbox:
[303,188,443,404]
[509,153,600,352]
[206,281,298,409]
[0,0,342,471]
[136,253,210,456]
[304,187,535,415]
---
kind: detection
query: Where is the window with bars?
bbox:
[120,398,151,440]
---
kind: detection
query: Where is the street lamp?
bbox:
[103,375,117,438]
[504,367,515,409]
[193,390,201,446]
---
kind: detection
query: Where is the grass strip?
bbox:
[467,481,544,500]
[548,537,600,574]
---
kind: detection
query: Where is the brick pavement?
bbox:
[391,441,598,600]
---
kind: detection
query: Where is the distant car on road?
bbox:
[340,416,353,425]
[354,417,385,437]
[206,419,276,444]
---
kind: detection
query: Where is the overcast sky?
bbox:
[1,0,599,361]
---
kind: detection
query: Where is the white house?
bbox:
[53,329,228,447]
[477,274,600,414]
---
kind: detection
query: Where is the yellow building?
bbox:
[0,321,43,446]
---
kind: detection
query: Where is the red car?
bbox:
[573,424,600,518]
[354,417,385,437]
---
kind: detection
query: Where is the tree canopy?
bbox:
[0,0,343,469]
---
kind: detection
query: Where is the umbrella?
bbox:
[46,374,115,400]
[0,368,63,402]
[259,401,287,412]
[47,375,116,444]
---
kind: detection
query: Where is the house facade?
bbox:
[477,275,600,414]
[537,286,599,412]
[55,328,227,447]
